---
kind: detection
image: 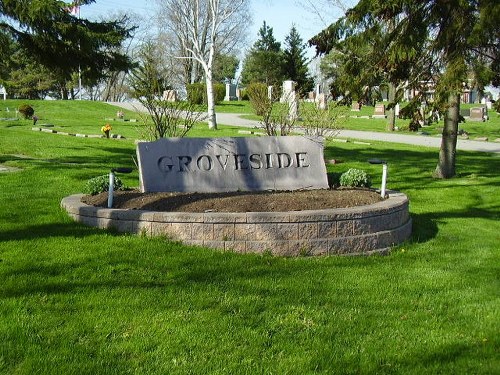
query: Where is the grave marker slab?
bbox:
[372,104,386,118]
[470,107,485,122]
[136,136,329,193]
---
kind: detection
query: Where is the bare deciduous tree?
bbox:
[156,0,250,129]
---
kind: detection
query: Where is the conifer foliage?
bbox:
[0,0,133,86]
[310,0,499,178]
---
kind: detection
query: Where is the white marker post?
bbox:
[368,159,388,198]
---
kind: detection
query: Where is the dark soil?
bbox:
[81,188,383,213]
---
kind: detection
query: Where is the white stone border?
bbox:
[61,191,412,256]
[32,127,125,139]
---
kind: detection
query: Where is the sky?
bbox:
[78,0,352,54]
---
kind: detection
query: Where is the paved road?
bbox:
[108,102,500,153]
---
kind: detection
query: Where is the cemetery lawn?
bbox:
[0,100,499,374]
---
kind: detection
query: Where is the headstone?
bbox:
[469,107,485,122]
[395,103,400,117]
[315,83,321,97]
[162,90,177,102]
[267,86,273,100]
[136,136,329,193]
[308,92,316,101]
[486,101,492,110]
[0,86,6,101]
[281,81,298,120]
[236,88,242,101]
[280,80,296,103]
[224,84,237,101]
[316,93,327,110]
[351,102,361,111]
[372,104,386,118]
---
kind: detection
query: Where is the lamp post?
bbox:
[108,167,133,208]
[368,159,388,198]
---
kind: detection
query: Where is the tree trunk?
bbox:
[386,82,396,131]
[206,73,217,130]
[434,93,459,178]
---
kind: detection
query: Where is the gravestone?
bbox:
[281,81,299,120]
[280,81,296,103]
[351,102,361,111]
[0,86,6,100]
[136,136,329,193]
[372,104,386,118]
[308,92,316,101]
[267,86,273,100]
[469,107,485,122]
[236,88,242,101]
[224,84,237,101]
[162,90,177,102]
[316,93,327,110]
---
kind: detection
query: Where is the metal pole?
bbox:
[107,171,115,208]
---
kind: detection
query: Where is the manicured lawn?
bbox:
[0,100,498,374]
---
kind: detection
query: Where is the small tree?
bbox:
[300,99,347,137]
[129,42,207,139]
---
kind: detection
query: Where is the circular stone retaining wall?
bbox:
[61,191,412,256]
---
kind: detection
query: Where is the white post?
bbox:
[107,171,115,208]
[381,164,388,198]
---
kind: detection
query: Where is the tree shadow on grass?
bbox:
[408,204,499,245]
[0,222,115,242]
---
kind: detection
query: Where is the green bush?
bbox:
[247,82,271,116]
[213,83,225,104]
[18,104,34,119]
[493,99,500,113]
[240,88,249,101]
[186,83,205,105]
[340,168,372,188]
[83,174,125,196]
[186,83,225,105]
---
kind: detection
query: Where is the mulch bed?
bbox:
[81,188,383,213]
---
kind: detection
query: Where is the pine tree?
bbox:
[310,0,499,178]
[241,21,285,86]
[283,26,314,96]
[0,0,133,98]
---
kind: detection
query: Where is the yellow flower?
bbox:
[101,124,112,133]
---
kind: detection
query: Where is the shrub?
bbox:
[83,174,125,196]
[186,83,205,105]
[247,82,271,116]
[240,88,249,101]
[186,83,225,105]
[18,104,34,119]
[340,169,372,188]
[493,99,500,113]
[213,83,225,104]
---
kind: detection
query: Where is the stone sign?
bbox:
[136,136,329,193]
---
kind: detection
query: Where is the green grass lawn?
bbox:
[0,100,499,374]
